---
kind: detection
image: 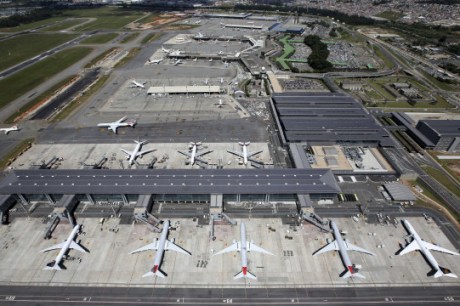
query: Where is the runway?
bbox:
[0,285,458,305]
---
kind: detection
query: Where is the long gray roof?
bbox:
[0,169,341,195]
[271,92,393,145]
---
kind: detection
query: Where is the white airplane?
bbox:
[220,77,224,84]
[148,58,163,64]
[195,20,201,24]
[40,224,87,270]
[174,59,183,66]
[398,219,459,278]
[161,46,172,53]
[196,32,204,38]
[209,58,213,62]
[313,221,375,279]
[130,80,146,89]
[130,220,191,277]
[218,51,224,55]
[204,78,209,85]
[214,222,273,280]
[214,99,226,108]
[0,125,18,135]
[97,116,136,134]
[169,50,182,57]
[178,142,212,165]
[121,140,155,165]
[227,142,262,165]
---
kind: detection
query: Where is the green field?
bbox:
[421,165,460,199]
[0,47,92,109]
[68,7,143,30]
[141,32,162,44]
[375,11,404,21]
[80,33,118,44]
[0,17,65,32]
[40,19,84,32]
[0,33,77,72]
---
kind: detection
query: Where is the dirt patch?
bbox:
[128,14,183,30]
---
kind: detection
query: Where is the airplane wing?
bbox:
[116,116,127,123]
[227,150,243,158]
[130,240,159,254]
[213,242,240,256]
[70,241,88,253]
[40,241,66,253]
[136,149,155,157]
[344,241,375,256]
[247,150,263,158]
[196,150,212,157]
[313,240,339,256]
[121,149,132,157]
[248,241,273,255]
[398,240,420,255]
[165,240,191,256]
[108,125,117,134]
[421,240,460,256]
[178,150,192,158]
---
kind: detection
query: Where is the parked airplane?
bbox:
[178,142,212,165]
[313,221,375,279]
[169,50,182,57]
[148,58,163,64]
[174,59,183,66]
[196,32,204,38]
[130,220,191,277]
[122,140,155,165]
[161,46,171,53]
[227,142,262,165]
[40,224,87,270]
[398,219,459,278]
[97,116,136,134]
[214,222,273,280]
[0,125,18,135]
[214,99,226,108]
[130,80,146,89]
[204,78,209,85]
[220,77,224,84]
[195,20,201,24]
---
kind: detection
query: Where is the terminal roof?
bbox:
[0,169,341,195]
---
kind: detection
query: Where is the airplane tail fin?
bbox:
[43,261,62,271]
[433,267,457,278]
[341,266,365,279]
[234,269,257,280]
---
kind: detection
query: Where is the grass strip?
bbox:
[4,75,76,124]
[0,47,92,110]
[0,138,34,170]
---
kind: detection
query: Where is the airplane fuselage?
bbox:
[242,145,248,165]
[331,221,354,274]
[240,222,249,276]
[152,220,170,274]
[190,145,197,165]
[403,220,442,272]
[54,224,80,266]
[129,142,143,165]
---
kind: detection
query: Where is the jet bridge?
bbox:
[0,194,17,224]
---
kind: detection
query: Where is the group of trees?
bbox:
[0,8,58,28]
[303,35,333,72]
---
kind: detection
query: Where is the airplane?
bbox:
[195,20,201,24]
[130,80,146,89]
[40,224,87,270]
[313,220,375,279]
[196,32,204,38]
[121,140,155,165]
[398,219,459,278]
[0,125,18,135]
[209,58,213,62]
[204,78,209,85]
[218,51,224,55]
[169,50,182,57]
[161,46,172,53]
[178,142,212,165]
[227,142,262,166]
[148,58,163,64]
[214,99,226,108]
[97,116,136,134]
[220,77,224,84]
[174,59,183,66]
[130,220,191,277]
[214,222,273,280]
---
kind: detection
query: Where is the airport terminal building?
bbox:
[0,168,341,219]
